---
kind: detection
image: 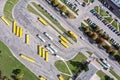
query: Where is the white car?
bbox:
[80,36,85,40]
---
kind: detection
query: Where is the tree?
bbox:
[52,0,59,6]
[114,54,120,61]
[96,38,105,46]
[104,75,114,80]
[93,26,100,32]
[57,3,62,9]
[91,32,98,40]
[109,50,116,56]
[101,34,110,41]
[117,46,120,52]
[67,12,75,19]
[12,69,24,80]
[80,61,89,72]
[84,27,90,33]
[104,45,113,53]
[60,5,67,13]
[87,31,93,36]
[16,72,24,80]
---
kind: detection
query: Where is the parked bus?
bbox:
[43,32,53,40]
[41,47,45,58]
[58,74,64,80]
[38,18,47,26]
[25,34,30,44]
[1,16,10,26]
[19,27,23,38]
[45,46,54,54]
[39,75,46,80]
[38,45,42,56]
[37,34,46,42]
[45,51,49,62]
[59,40,69,48]
[16,26,20,37]
[48,44,57,52]
[13,21,17,34]
[20,54,35,63]
[68,31,78,39]
[59,36,69,43]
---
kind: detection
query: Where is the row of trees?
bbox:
[50,0,75,19]
[82,26,120,63]
[90,25,120,52]
[0,69,24,80]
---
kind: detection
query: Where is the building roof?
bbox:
[111,0,120,8]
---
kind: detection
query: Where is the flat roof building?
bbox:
[99,0,120,19]
[111,0,120,8]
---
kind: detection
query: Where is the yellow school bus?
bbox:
[19,27,23,38]
[58,74,64,80]
[1,16,10,26]
[38,45,42,56]
[59,36,69,43]
[41,47,45,58]
[69,31,78,39]
[16,26,20,36]
[39,76,46,80]
[38,18,47,26]
[20,54,35,63]
[45,51,49,62]
[25,34,30,44]
[59,40,69,48]
[13,21,17,34]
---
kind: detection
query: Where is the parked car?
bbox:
[98,16,104,21]
[86,18,92,24]
[90,9,97,15]
[113,29,117,32]
[91,23,97,27]
[82,2,86,7]
[102,20,108,25]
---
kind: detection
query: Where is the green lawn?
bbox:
[55,60,70,74]
[86,51,93,56]
[111,21,120,31]
[4,0,19,22]
[0,41,38,80]
[94,6,98,13]
[27,4,40,16]
[66,53,87,74]
[61,74,70,80]
[100,9,108,17]
[110,70,120,80]
[96,70,106,80]
[104,17,113,23]
[84,0,94,3]
[94,6,108,17]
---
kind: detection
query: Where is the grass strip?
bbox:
[110,70,120,80]
[4,0,19,22]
